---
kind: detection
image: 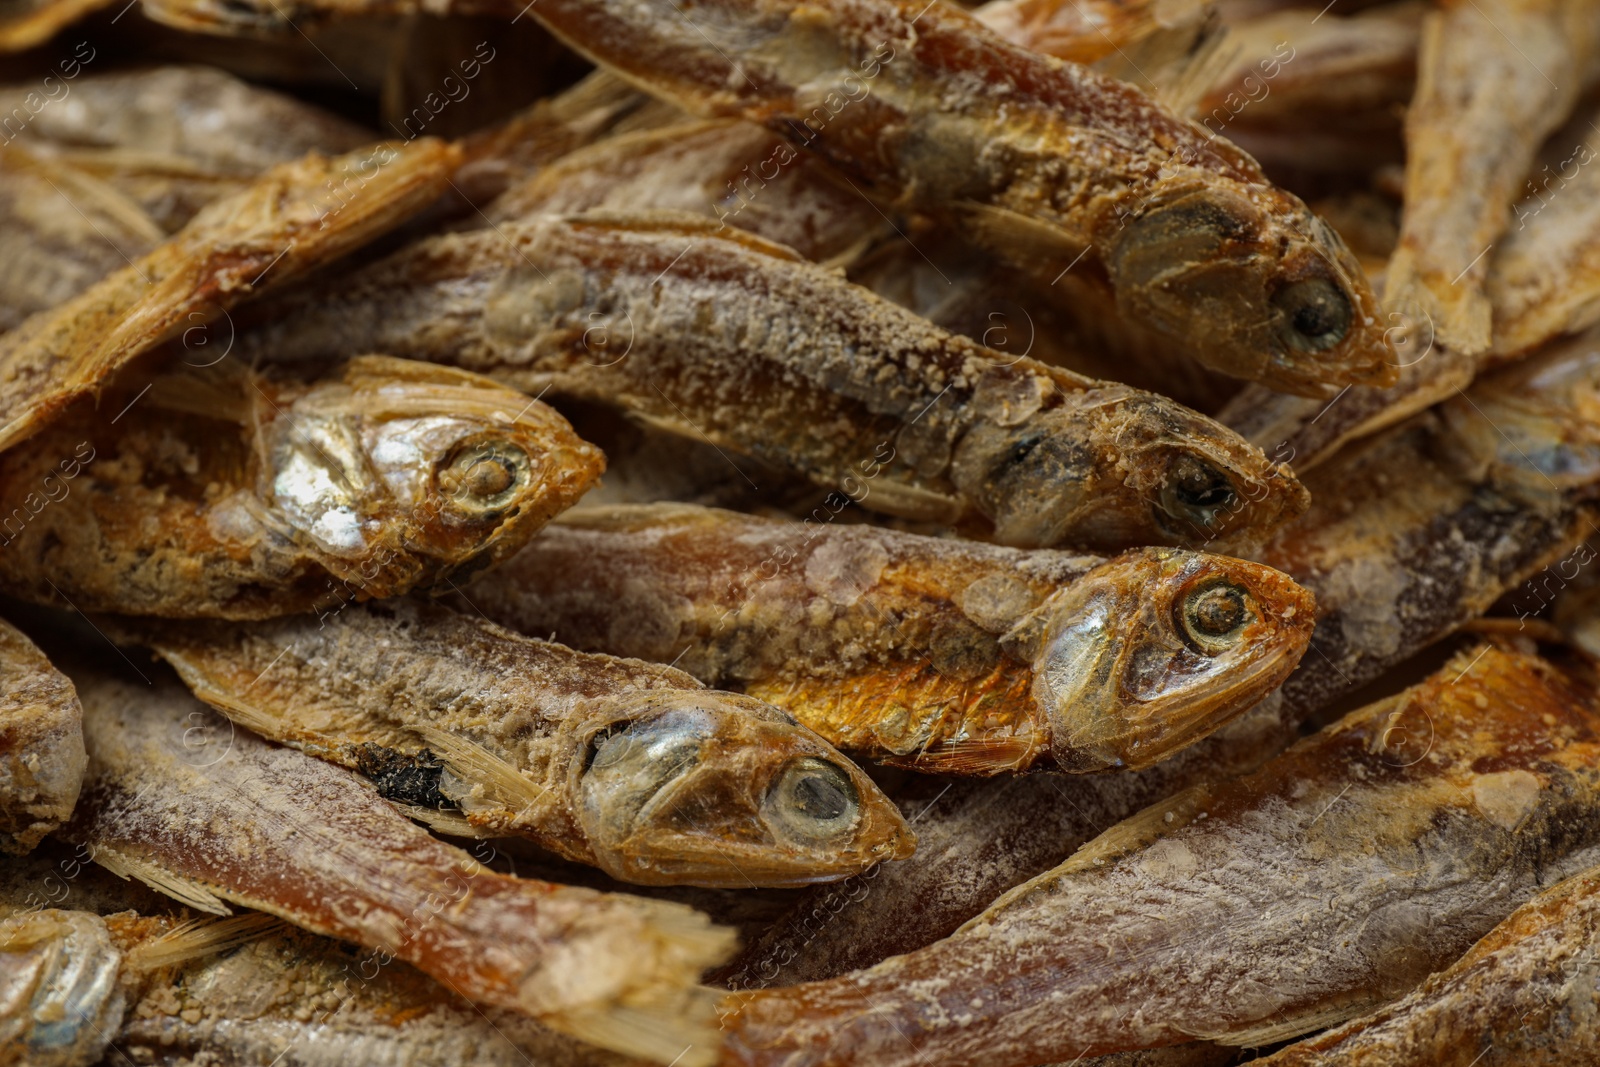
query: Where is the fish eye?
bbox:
[1273,278,1352,353]
[437,440,533,514]
[763,757,860,844]
[1158,455,1237,528]
[1177,580,1253,654]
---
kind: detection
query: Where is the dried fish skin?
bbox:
[0,357,603,618]
[513,0,1391,397]
[0,616,83,855]
[129,599,914,887]
[0,909,122,1067]
[721,641,1600,1066]
[0,146,162,333]
[973,0,1210,67]
[244,212,1307,552]
[465,503,1314,774]
[64,664,736,1067]
[1257,866,1600,1066]
[0,137,459,454]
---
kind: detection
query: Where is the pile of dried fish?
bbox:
[3,0,1600,1064]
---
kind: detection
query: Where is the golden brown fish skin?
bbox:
[63,663,736,1067]
[0,357,602,618]
[516,0,1390,397]
[0,0,112,50]
[973,0,1209,66]
[1259,331,1600,714]
[1256,865,1600,1067]
[1386,0,1600,358]
[244,212,1306,553]
[0,616,82,856]
[720,641,1600,1066]
[0,137,458,454]
[464,503,1313,775]
[0,146,162,332]
[125,599,914,888]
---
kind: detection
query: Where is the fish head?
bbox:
[952,388,1308,552]
[570,691,913,887]
[1011,548,1314,771]
[1105,179,1393,397]
[263,357,604,593]
[0,909,124,1066]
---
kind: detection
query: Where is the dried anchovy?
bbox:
[719,640,1600,1066]
[62,662,736,1066]
[126,599,913,887]
[0,137,459,453]
[0,357,602,617]
[464,503,1314,773]
[1257,864,1600,1066]
[0,615,82,855]
[242,212,1307,553]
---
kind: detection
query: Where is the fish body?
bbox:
[244,212,1306,552]
[0,909,123,1067]
[129,599,913,887]
[0,137,458,454]
[63,662,735,1066]
[466,503,1313,774]
[1258,864,1600,1066]
[721,641,1600,1066]
[0,616,82,855]
[0,356,603,617]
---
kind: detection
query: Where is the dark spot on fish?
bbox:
[352,744,458,810]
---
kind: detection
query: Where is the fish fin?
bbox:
[893,739,1039,775]
[125,913,283,972]
[557,990,726,1067]
[843,478,966,525]
[390,802,489,839]
[1121,20,1235,117]
[143,363,253,423]
[1200,1004,1365,1047]
[565,209,809,263]
[409,725,548,817]
[153,655,291,741]
[92,847,232,916]
[958,202,1095,276]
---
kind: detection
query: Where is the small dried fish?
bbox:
[125,599,913,887]
[0,616,82,855]
[0,357,602,618]
[0,137,459,453]
[64,662,736,1066]
[720,640,1600,1066]
[0,66,372,232]
[463,503,1314,774]
[243,212,1307,552]
[0,146,162,332]
[1257,864,1600,1066]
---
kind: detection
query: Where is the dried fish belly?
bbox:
[517,0,1391,396]
[0,137,459,453]
[1258,864,1600,1066]
[466,504,1313,773]
[244,212,1306,552]
[0,617,82,855]
[720,641,1600,1066]
[129,599,913,887]
[64,663,735,1066]
[0,357,602,617]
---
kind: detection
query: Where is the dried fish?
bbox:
[720,640,1600,1065]
[125,599,913,887]
[243,212,1307,552]
[720,694,1297,987]
[0,146,162,333]
[0,615,82,855]
[462,503,1314,774]
[64,661,736,1066]
[0,908,123,1067]
[0,137,459,453]
[149,0,1392,395]
[973,0,1210,67]
[1257,864,1600,1066]
[0,356,602,617]
[0,66,372,232]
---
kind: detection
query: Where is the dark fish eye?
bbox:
[1005,434,1043,467]
[438,440,532,514]
[1177,580,1253,654]
[1159,455,1237,527]
[1273,278,1353,353]
[765,757,860,843]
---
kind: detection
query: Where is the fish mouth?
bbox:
[571,695,913,887]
